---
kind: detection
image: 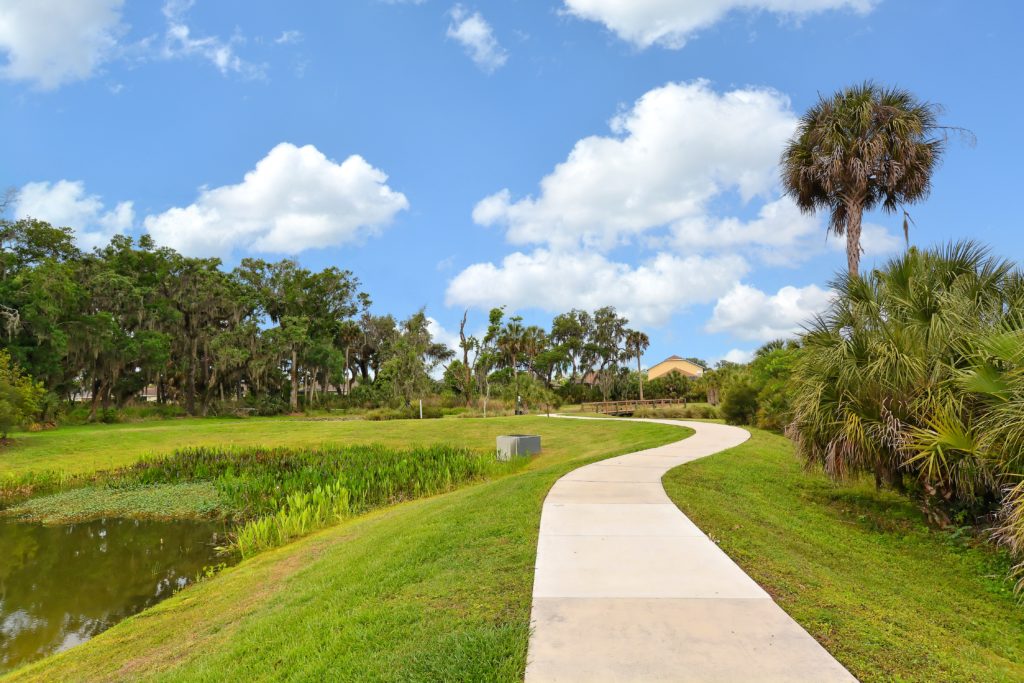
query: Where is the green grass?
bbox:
[0,415,636,477]
[5,482,225,524]
[662,428,1024,683]
[4,417,687,682]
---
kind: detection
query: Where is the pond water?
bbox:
[0,517,232,674]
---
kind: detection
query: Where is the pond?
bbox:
[0,516,232,674]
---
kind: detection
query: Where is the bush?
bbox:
[632,404,719,420]
[0,350,45,439]
[364,405,443,421]
[720,382,759,425]
[243,394,289,417]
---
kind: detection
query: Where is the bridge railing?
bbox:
[580,398,687,415]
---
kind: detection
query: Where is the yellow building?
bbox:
[646,355,704,380]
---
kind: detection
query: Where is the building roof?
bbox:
[647,356,705,379]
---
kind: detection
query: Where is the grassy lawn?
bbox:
[1,414,644,477]
[4,417,687,682]
[662,428,1024,683]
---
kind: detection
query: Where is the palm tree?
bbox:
[781,82,945,275]
[497,316,525,377]
[788,242,1019,515]
[624,329,650,401]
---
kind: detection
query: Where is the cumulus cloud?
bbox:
[447,5,508,73]
[706,282,834,341]
[672,196,902,266]
[446,249,746,327]
[0,0,125,89]
[14,180,134,250]
[451,78,895,329]
[472,80,796,251]
[561,0,876,49]
[722,348,755,364]
[144,143,409,258]
[671,196,818,264]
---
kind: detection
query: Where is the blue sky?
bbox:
[1,0,1021,367]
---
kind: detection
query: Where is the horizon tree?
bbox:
[781,81,946,275]
[624,329,650,401]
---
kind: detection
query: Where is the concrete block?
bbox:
[497,434,541,461]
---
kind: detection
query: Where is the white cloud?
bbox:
[427,317,462,355]
[473,80,796,251]
[706,282,833,341]
[144,143,409,258]
[672,197,902,266]
[722,348,755,364]
[562,0,876,49]
[447,5,508,73]
[831,222,903,259]
[446,249,747,327]
[0,0,125,89]
[161,0,263,78]
[274,30,303,45]
[672,196,817,265]
[14,180,134,250]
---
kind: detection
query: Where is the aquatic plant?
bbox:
[106,442,522,556]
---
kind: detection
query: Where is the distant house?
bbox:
[647,356,704,381]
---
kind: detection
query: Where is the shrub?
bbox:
[364,405,443,421]
[720,381,759,425]
[788,242,1024,587]
[632,404,719,420]
[0,350,44,439]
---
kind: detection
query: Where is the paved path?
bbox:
[525,417,856,683]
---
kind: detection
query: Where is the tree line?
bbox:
[0,216,679,421]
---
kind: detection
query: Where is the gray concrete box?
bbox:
[497,434,541,461]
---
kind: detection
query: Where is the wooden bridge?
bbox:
[581,398,687,416]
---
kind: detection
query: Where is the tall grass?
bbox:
[114,442,521,556]
[235,481,352,556]
[0,469,77,508]
[631,404,719,420]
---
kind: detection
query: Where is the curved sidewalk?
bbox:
[525,417,856,683]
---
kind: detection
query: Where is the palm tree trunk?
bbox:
[845,199,864,276]
[637,357,644,401]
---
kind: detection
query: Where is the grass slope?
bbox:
[5,418,687,682]
[0,415,642,477]
[663,428,1024,683]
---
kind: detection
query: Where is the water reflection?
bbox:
[0,517,230,674]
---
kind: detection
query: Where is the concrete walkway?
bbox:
[525,417,856,683]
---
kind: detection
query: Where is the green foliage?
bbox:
[782,81,945,274]
[631,404,719,420]
[118,442,508,522]
[700,342,801,429]
[2,217,656,422]
[6,481,224,524]
[788,242,1024,586]
[235,481,351,556]
[644,370,691,400]
[719,380,759,425]
[364,405,443,420]
[0,349,44,438]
